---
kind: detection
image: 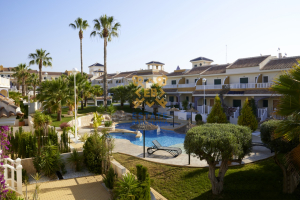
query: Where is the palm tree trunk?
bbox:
[22,78,25,96]
[39,61,42,83]
[103,37,108,107]
[33,85,36,100]
[85,97,87,107]
[80,38,84,110]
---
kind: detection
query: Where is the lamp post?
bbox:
[203,78,206,114]
[72,68,79,143]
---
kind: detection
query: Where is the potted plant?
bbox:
[19,117,25,126]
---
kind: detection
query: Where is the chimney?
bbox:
[278,53,282,58]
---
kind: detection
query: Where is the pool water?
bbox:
[112,122,185,147]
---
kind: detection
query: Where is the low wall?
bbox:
[111,159,127,178]
[10,126,35,136]
[68,113,111,128]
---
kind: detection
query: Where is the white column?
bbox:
[152,65,154,70]
[16,158,23,194]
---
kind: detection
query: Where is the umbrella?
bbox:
[167,107,180,127]
[185,107,198,124]
[130,118,158,158]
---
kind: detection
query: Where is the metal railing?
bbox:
[178,83,195,88]
[163,84,177,88]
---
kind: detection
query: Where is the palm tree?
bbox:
[69,17,89,75]
[12,63,31,96]
[29,49,52,83]
[82,81,92,107]
[110,85,127,108]
[126,82,139,111]
[29,73,39,100]
[36,77,72,121]
[90,15,121,107]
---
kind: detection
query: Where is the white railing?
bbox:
[197,105,211,114]
[196,85,223,90]
[0,150,23,195]
[197,106,204,114]
[227,83,256,89]
[258,108,268,122]
[257,82,273,88]
[163,84,177,89]
[233,107,240,118]
[178,84,195,88]
[0,77,10,87]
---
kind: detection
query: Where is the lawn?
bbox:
[113,153,300,200]
[50,106,98,127]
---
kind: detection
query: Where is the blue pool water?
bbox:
[111,122,185,147]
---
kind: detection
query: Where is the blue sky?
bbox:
[1,0,300,74]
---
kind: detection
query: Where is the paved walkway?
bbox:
[23,175,110,200]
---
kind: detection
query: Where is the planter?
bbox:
[19,121,25,126]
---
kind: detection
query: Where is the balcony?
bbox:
[195,82,273,90]
[256,82,273,88]
[177,83,195,88]
[163,84,177,89]
[196,85,222,90]
[0,77,10,88]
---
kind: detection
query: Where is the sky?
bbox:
[1,0,300,74]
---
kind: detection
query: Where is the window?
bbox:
[200,63,202,66]
[194,65,197,67]
[144,79,148,82]
[233,100,241,107]
[44,77,46,80]
[186,79,189,84]
[240,77,248,84]
[107,101,111,105]
[263,100,268,107]
[186,96,189,101]
[116,80,118,83]
[214,79,221,85]
[7,75,10,77]
[171,80,176,85]
[55,77,58,80]
[255,76,257,83]
[263,76,268,83]
[195,79,198,83]
[169,96,174,102]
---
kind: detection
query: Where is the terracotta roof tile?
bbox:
[201,64,229,75]
[185,66,211,75]
[166,71,186,76]
[227,55,270,69]
[261,56,300,70]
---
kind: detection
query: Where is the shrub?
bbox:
[4,190,24,200]
[104,121,113,127]
[195,114,202,122]
[182,100,189,110]
[67,149,83,172]
[60,122,70,130]
[238,98,258,131]
[103,166,117,190]
[207,95,227,123]
[79,132,89,142]
[249,98,257,117]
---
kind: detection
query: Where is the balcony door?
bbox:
[233,99,241,108]
[240,77,248,88]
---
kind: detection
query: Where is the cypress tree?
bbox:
[238,98,258,131]
[207,95,227,123]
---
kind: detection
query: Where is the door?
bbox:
[210,99,214,106]
[97,101,103,106]
[273,100,280,111]
[233,100,241,107]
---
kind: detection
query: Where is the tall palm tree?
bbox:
[90,15,121,107]
[91,85,103,108]
[28,49,52,83]
[29,73,39,100]
[12,63,31,96]
[69,17,89,75]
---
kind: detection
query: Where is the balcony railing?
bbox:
[257,82,273,88]
[196,85,222,90]
[163,84,177,88]
[195,83,273,90]
[227,83,256,89]
[178,84,195,88]
[0,77,10,87]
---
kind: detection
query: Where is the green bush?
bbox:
[83,134,104,174]
[182,100,189,110]
[4,190,24,200]
[206,95,227,123]
[8,131,37,159]
[260,120,298,153]
[103,166,117,190]
[104,121,113,127]
[67,149,83,172]
[238,98,258,131]
[249,98,257,117]
[60,122,70,130]
[195,114,202,122]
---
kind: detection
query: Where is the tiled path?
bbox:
[24,175,110,200]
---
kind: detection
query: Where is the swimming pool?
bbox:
[111,122,185,147]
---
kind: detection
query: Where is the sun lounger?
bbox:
[147,140,182,157]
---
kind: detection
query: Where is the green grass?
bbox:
[113,153,300,200]
[50,106,98,127]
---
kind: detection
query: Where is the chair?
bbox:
[147,140,182,157]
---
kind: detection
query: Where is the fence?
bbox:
[0,150,23,195]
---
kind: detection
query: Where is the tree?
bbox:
[12,63,31,96]
[90,15,121,107]
[29,49,52,83]
[261,120,300,193]
[67,73,88,111]
[237,98,258,131]
[28,73,39,100]
[249,98,257,117]
[82,81,92,107]
[110,85,127,108]
[91,85,103,105]
[184,123,252,195]
[206,95,227,123]
[126,82,140,112]
[36,78,72,121]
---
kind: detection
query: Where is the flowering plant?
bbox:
[0,126,10,199]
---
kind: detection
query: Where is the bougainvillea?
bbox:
[0,126,10,199]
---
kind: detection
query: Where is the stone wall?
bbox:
[67,113,111,128]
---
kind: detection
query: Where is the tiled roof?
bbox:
[185,66,211,75]
[1,67,15,72]
[261,56,300,70]
[0,96,24,118]
[227,55,270,69]
[97,73,116,80]
[166,71,187,76]
[88,63,104,68]
[201,64,229,75]
[137,70,168,76]
[0,107,23,118]
[146,61,165,65]
[93,70,104,72]
[113,71,137,78]
[190,57,213,62]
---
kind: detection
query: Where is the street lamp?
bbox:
[203,78,206,114]
[72,68,79,143]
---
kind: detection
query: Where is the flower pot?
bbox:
[19,121,25,126]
